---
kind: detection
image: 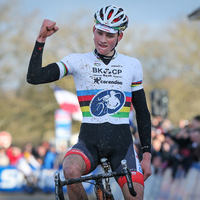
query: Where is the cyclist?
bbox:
[27,5,152,200]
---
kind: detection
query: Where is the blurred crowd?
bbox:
[134,115,200,179]
[0,114,200,183]
[0,141,64,170]
[0,140,65,190]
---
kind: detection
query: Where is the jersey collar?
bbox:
[93,49,118,65]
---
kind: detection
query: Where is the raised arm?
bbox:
[27,19,60,85]
[37,19,59,43]
[132,89,152,181]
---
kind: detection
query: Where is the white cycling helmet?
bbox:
[94,5,129,34]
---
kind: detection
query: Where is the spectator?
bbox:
[190,115,200,129]
[149,115,200,178]
[160,134,179,170]
[17,154,38,190]
[170,127,193,178]
[54,145,68,170]
[34,145,47,165]
[151,116,163,129]
[0,146,9,166]
[190,128,200,162]
[23,142,34,154]
[42,144,57,169]
[22,142,41,170]
[41,141,50,152]
[151,126,166,174]
[161,118,174,134]
[179,119,189,129]
[6,146,23,166]
[151,137,162,174]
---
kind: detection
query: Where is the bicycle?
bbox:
[54,159,137,200]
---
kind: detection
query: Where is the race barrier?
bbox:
[0,165,124,198]
[144,163,200,200]
[1,163,200,199]
[0,165,95,194]
[0,165,24,192]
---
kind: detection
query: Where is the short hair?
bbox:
[193,115,200,121]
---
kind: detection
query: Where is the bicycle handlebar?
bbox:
[54,159,137,200]
[61,171,125,186]
[121,160,137,197]
[54,172,65,200]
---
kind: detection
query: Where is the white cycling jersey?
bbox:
[56,51,143,125]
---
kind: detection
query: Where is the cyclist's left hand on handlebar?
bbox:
[140,152,152,181]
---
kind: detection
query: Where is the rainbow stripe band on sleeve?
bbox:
[131,80,142,88]
[60,61,68,76]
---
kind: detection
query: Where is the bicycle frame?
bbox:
[99,158,114,200]
[54,159,136,200]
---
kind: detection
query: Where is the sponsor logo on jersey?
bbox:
[131,171,137,175]
[94,62,101,66]
[111,65,123,68]
[138,164,143,174]
[92,67,122,75]
[90,90,125,117]
[93,77,122,85]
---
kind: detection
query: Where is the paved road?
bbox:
[0,193,96,200]
[0,193,56,200]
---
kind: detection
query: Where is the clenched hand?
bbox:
[37,19,59,43]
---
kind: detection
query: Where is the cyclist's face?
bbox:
[93,27,123,56]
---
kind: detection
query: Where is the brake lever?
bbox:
[121,160,137,197]
[54,171,65,200]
